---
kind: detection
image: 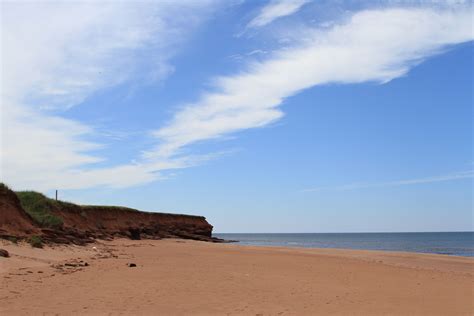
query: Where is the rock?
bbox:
[0,249,10,258]
[129,228,141,240]
[52,237,70,244]
[127,263,137,267]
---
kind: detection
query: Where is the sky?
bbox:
[1,0,472,233]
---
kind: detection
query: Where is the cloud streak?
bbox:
[247,0,310,28]
[2,4,473,192]
[151,7,473,160]
[302,170,474,192]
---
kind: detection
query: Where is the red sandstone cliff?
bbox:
[0,184,221,244]
[0,184,39,238]
[45,203,216,244]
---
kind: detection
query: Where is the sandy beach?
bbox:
[0,238,472,315]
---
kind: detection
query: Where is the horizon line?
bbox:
[214,231,474,234]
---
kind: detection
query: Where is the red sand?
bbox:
[1,238,473,315]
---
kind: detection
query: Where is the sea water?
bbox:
[214,232,474,257]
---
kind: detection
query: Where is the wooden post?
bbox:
[55,190,58,201]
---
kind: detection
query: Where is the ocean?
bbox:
[214,232,474,257]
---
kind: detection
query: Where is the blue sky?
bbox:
[1,0,472,232]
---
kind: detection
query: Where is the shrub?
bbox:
[16,191,63,229]
[7,236,18,244]
[28,236,43,248]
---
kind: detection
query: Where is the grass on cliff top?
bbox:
[80,205,139,212]
[15,191,64,229]
[0,182,11,192]
[1,182,197,223]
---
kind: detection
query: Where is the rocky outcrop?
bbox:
[0,184,224,244]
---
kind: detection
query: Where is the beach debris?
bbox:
[0,249,10,258]
[51,259,90,274]
[64,261,89,268]
[92,246,98,251]
[93,249,117,259]
[127,263,137,267]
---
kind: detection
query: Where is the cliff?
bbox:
[0,184,222,244]
[0,184,39,238]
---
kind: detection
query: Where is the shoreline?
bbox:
[217,242,474,277]
[214,231,474,258]
[1,238,473,315]
[217,241,474,259]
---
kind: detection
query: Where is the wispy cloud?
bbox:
[2,3,473,192]
[247,0,310,28]
[150,7,473,160]
[302,170,474,192]
[1,1,219,191]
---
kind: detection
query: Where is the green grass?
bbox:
[0,182,11,193]
[7,236,18,244]
[28,235,43,248]
[15,191,64,229]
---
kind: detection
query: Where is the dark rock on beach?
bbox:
[0,248,10,258]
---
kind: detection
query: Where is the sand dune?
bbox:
[1,238,473,315]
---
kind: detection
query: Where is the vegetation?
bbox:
[0,182,10,191]
[28,235,43,248]
[15,191,64,229]
[82,205,139,212]
[7,236,18,244]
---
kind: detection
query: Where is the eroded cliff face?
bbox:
[45,204,215,244]
[0,185,39,238]
[0,184,220,244]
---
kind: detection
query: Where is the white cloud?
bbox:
[2,4,472,192]
[151,7,473,160]
[1,1,218,191]
[302,170,474,192]
[247,0,310,28]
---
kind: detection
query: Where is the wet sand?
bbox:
[1,238,473,315]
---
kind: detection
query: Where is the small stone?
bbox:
[0,249,9,258]
[127,263,137,267]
